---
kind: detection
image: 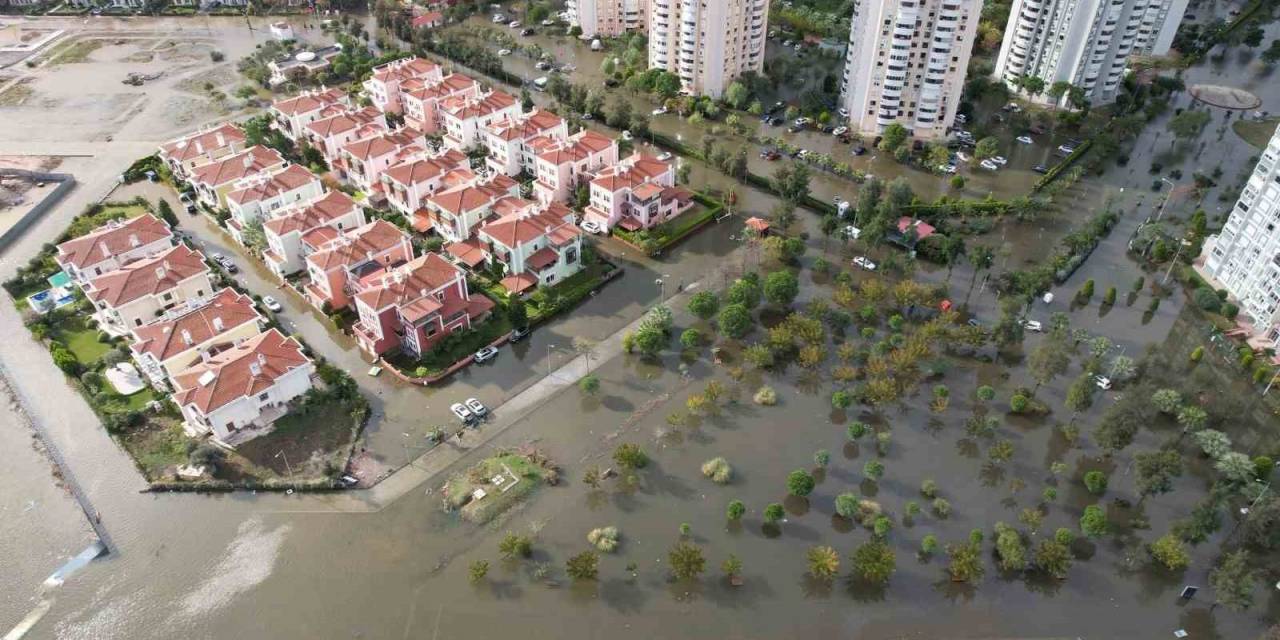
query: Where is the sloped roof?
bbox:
[56,213,172,270]
[171,329,310,414]
[159,123,245,163]
[272,87,347,116]
[479,206,578,249]
[306,219,407,272]
[227,164,319,205]
[305,106,384,138]
[405,73,478,103]
[446,90,517,120]
[84,244,209,307]
[263,190,359,236]
[370,57,439,84]
[190,146,285,188]
[383,149,468,187]
[343,128,422,161]
[129,288,261,362]
[354,253,461,312]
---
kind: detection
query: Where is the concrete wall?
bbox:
[0,169,76,251]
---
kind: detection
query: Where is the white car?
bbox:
[954,113,968,124]
[656,151,673,161]
[832,126,849,136]
[450,402,475,423]
[1016,135,1034,144]
[652,107,668,116]
[844,225,862,240]
[794,117,811,126]
[508,20,521,28]
[1094,375,1112,390]
[1057,144,1077,154]
[497,48,512,56]
[492,14,506,23]
[474,346,499,363]
[956,151,971,162]
[262,295,283,313]
[853,256,877,271]
[581,219,605,235]
[796,149,809,159]
[939,164,957,174]
[1023,319,1043,332]
[621,130,633,141]
[991,156,1008,166]
[541,18,556,26]
[838,107,849,118]
[980,159,999,171]
[465,397,488,418]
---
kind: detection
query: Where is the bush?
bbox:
[613,443,648,469]
[717,303,754,338]
[1010,393,1030,413]
[1083,470,1109,495]
[921,479,939,498]
[578,374,600,394]
[932,497,952,517]
[835,492,859,518]
[753,385,777,405]
[1080,504,1108,537]
[700,457,733,484]
[679,328,702,350]
[847,421,868,439]
[588,526,620,552]
[726,499,746,520]
[1149,533,1189,570]
[1193,287,1221,312]
[786,469,815,496]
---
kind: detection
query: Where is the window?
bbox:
[258,393,269,402]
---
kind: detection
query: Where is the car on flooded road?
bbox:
[853,256,876,271]
[450,402,475,423]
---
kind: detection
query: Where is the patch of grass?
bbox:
[234,392,362,476]
[54,317,112,365]
[1232,118,1279,150]
[614,199,722,255]
[49,38,105,64]
[526,261,615,324]
[444,453,545,523]
[0,80,33,106]
[122,387,156,411]
[118,417,189,480]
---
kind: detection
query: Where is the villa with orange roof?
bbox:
[402,73,480,133]
[423,174,520,243]
[363,57,442,114]
[158,123,247,180]
[262,191,366,279]
[336,128,425,194]
[380,149,471,226]
[303,106,387,160]
[225,164,325,242]
[441,90,520,151]
[129,288,265,390]
[270,87,351,140]
[170,328,315,444]
[83,244,215,333]
[189,146,286,210]
[351,253,494,357]
[302,219,413,311]
[475,201,584,295]
[55,213,174,284]
[483,109,568,177]
[532,128,619,205]
[583,154,688,231]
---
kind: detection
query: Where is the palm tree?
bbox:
[807,545,840,581]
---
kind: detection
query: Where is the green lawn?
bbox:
[235,393,360,476]
[444,453,544,523]
[123,387,156,411]
[613,199,722,255]
[527,262,614,324]
[55,317,112,365]
[119,417,190,480]
[1233,118,1279,150]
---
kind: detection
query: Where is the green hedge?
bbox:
[1032,140,1093,192]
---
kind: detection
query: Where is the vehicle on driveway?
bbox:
[509,326,531,342]
[498,48,512,56]
[474,346,499,363]
[1033,164,1049,174]
[651,106,668,116]
[465,397,488,418]
[212,254,238,273]
[581,219,605,235]
[1094,375,1112,390]
[262,296,282,313]
[1023,319,1043,332]
[938,164,957,174]
[656,151,673,161]
[1016,135,1034,144]
[450,402,475,423]
[991,156,1008,166]
[853,256,876,271]
[831,126,848,137]
[980,159,999,170]
[759,148,781,161]
[844,225,862,240]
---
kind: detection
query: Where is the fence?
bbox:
[0,169,76,251]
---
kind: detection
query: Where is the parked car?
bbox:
[541,18,556,26]
[185,203,197,215]
[656,151,673,161]
[1056,144,1076,155]
[492,14,506,23]
[508,20,521,28]
[794,117,811,127]
[1016,135,1034,144]
[651,106,668,116]
[178,192,192,204]
[838,107,849,118]
[853,256,877,271]
[991,156,1008,166]
[1033,164,1049,174]
[520,28,535,36]
[262,296,282,313]
[212,254,237,273]
[1094,375,1112,390]
[851,145,867,156]
[497,49,512,56]
[580,113,593,120]
[768,116,784,126]
[832,126,849,137]
[844,225,862,240]
[956,151,971,162]
[1023,319,1043,332]
[465,397,488,418]
[450,402,475,423]
[474,346,499,363]
[621,130,633,141]
[980,159,999,170]
[954,113,968,124]
[581,219,605,235]
[939,164,957,174]
[509,326,531,342]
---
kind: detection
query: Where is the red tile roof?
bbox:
[500,272,538,294]
[405,73,478,103]
[446,90,517,120]
[272,87,348,116]
[411,11,443,28]
[487,109,564,142]
[354,253,462,311]
[85,244,209,307]
[306,219,408,272]
[343,128,422,161]
[190,146,285,188]
[526,247,558,271]
[159,123,245,163]
[480,206,578,249]
[383,149,469,187]
[444,238,487,268]
[263,191,359,236]
[428,183,502,215]
[129,288,261,362]
[370,57,440,84]
[57,213,172,270]
[305,106,384,138]
[171,329,311,414]
[897,216,936,240]
[227,164,319,205]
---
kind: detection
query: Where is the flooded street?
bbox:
[2,10,1279,640]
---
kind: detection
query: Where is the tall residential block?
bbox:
[648,0,768,98]
[994,0,1188,107]
[1201,125,1280,347]
[838,0,981,139]
[568,0,648,38]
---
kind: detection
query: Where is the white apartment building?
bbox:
[648,0,768,98]
[568,0,648,37]
[838,0,980,139]
[1201,125,1280,348]
[994,0,1189,107]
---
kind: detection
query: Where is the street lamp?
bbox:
[546,343,556,379]
[1161,239,1193,285]
[1155,177,1176,221]
[274,450,293,480]
[655,278,665,300]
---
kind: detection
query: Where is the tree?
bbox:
[1264,40,1280,65]
[834,493,859,518]
[974,136,1000,160]
[726,278,762,308]
[1194,429,1232,458]
[1151,388,1182,414]
[764,270,799,307]
[807,545,841,581]
[994,523,1027,571]
[850,540,896,584]
[1135,449,1182,500]
[1080,504,1108,538]
[499,532,533,559]
[566,551,599,580]
[1148,533,1189,570]
[1216,452,1257,485]
[240,218,266,254]
[1167,110,1210,141]
[786,469,815,497]
[1065,374,1095,419]
[669,542,706,580]
[613,443,648,469]
[507,296,528,328]
[863,460,885,481]
[469,560,489,583]
[1083,470,1109,495]
[156,199,177,225]
[727,499,746,520]
[878,123,909,152]
[1108,355,1137,382]
[717,303,753,338]
[579,374,600,395]
[722,554,744,581]
[1020,76,1046,96]
[1028,334,1072,392]
[724,81,750,109]
[764,503,785,523]
[680,328,702,350]
[946,541,984,582]
[1209,550,1257,611]
[1033,538,1072,578]
[583,465,602,489]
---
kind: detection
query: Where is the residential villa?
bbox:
[351,253,494,357]
[583,154,685,231]
[336,128,425,194]
[476,201,584,295]
[270,87,351,140]
[157,123,247,180]
[424,174,520,243]
[55,213,174,284]
[225,164,325,242]
[363,57,442,114]
[441,90,521,151]
[380,149,471,228]
[128,288,264,390]
[411,10,444,29]
[262,190,366,279]
[483,109,568,177]
[303,106,387,159]
[402,73,480,133]
[170,328,315,445]
[267,45,344,87]
[532,129,618,205]
[188,146,287,210]
[83,243,215,332]
[303,219,413,311]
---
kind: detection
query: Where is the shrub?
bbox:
[717,303,754,338]
[932,497,952,517]
[1080,504,1109,537]
[753,385,778,405]
[813,449,830,468]
[566,551,599,580]
[835,492,859,518]
[578,374,600,394]
[863,460,885,481]
[786,469,815,496]
[588,526,620,552]
[1010,393,1030,413]
[920,534,939,555]
[847,421,869,439]
[499,532,533,559]
[613,443,648,469]
[831,390,853,409]
[687,291,719,319]
[763,502,785,523]
[726,499,746,520]
[1083,470,1109,495]
[1193,287,1221,312]
[701,457,733,484]
[1103,287,1116,306]
[679,328,702,350]
[1149,533,1189,570]
[920,479,939,498]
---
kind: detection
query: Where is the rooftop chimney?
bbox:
[181,328,193,345]
[154,265,166,280]
[243,153,255,170]
[212,316,224,332]
[128,233,140,248]
[99,241,111,258]
[248,360,262,377]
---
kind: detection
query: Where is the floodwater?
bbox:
[3,10,1280,640]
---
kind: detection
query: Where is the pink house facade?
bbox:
[351,253,494,357]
